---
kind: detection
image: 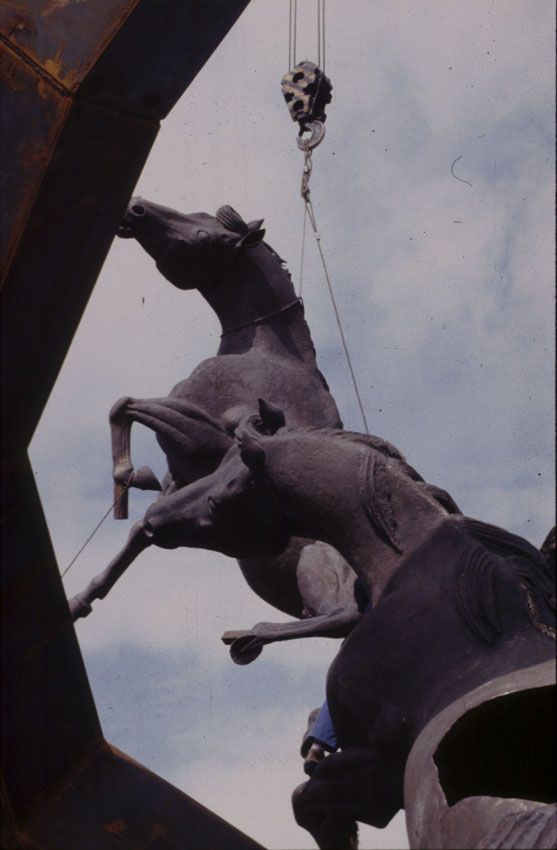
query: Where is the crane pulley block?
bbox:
[281,61,332,132]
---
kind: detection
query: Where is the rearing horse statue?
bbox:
[143,401,555,849]
[69,199,364,662]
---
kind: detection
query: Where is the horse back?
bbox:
[168,352,342,430]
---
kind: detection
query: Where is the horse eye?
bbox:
[197,229,210,243]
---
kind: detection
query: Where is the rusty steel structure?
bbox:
[0,2,267,848]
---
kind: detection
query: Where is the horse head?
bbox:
[118,197,265,290]
[141,438,291,558]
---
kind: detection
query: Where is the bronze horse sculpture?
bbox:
[69,199,364,662]
[142,401,555,849]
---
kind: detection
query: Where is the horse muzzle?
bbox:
[117,198,148,239]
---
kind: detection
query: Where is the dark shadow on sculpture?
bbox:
[139,401,555,849]
[434,685,555,806]
[69,199,365,664]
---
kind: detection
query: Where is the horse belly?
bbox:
[169,354,341,428]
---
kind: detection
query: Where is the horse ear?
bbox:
[258,398,286,434]
[238,429,266,476]
[237,225,265,250]
[216,205,248,233]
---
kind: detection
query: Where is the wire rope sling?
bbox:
[281,1,370,434]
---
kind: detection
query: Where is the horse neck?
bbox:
[200,244,317,362]
[332,506,404,605]
[280,436,450,605]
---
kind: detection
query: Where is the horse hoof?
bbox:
[109,396,133,422]
[230,635,264,665]
[68,595,93,622]
[130,466,162,491]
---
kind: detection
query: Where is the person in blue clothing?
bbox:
[301,577,371,775]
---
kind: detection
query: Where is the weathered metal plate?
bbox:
[0,1,138,91]
[0,43,70,275]
[78,0,255,119]
[24,743,264,850]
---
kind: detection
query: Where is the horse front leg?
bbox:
[222,542,363,664]
[110,396,137,519]
[110,397,163,519]
[109,395,230,519]
[67,520,151,621]
[222,607,362,665]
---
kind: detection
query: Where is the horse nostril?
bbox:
[208,496,218,514]
[131,204,145,216]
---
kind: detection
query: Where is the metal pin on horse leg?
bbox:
[114,480,129,520]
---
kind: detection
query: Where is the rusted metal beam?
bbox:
[1,2,263,847]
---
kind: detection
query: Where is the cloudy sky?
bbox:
[30,2,554,848]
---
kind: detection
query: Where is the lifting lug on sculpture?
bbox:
[281,61,332,150]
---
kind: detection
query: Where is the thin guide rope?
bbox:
[61,484,130,578]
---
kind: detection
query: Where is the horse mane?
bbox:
[457,518,556,644]
[279,425,418,470]
[272,425,466,552]
[249,421,463,519]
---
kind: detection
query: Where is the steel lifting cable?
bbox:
[304,193,370,435]
[317,0,326,72]
[298,203,308,297]
[317,0,321,68]
[321,0,326,72]
[288,0,369,434]
[290,0,324,69]
[288,0,297,67]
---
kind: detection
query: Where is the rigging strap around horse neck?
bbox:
[220,297,304,337]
